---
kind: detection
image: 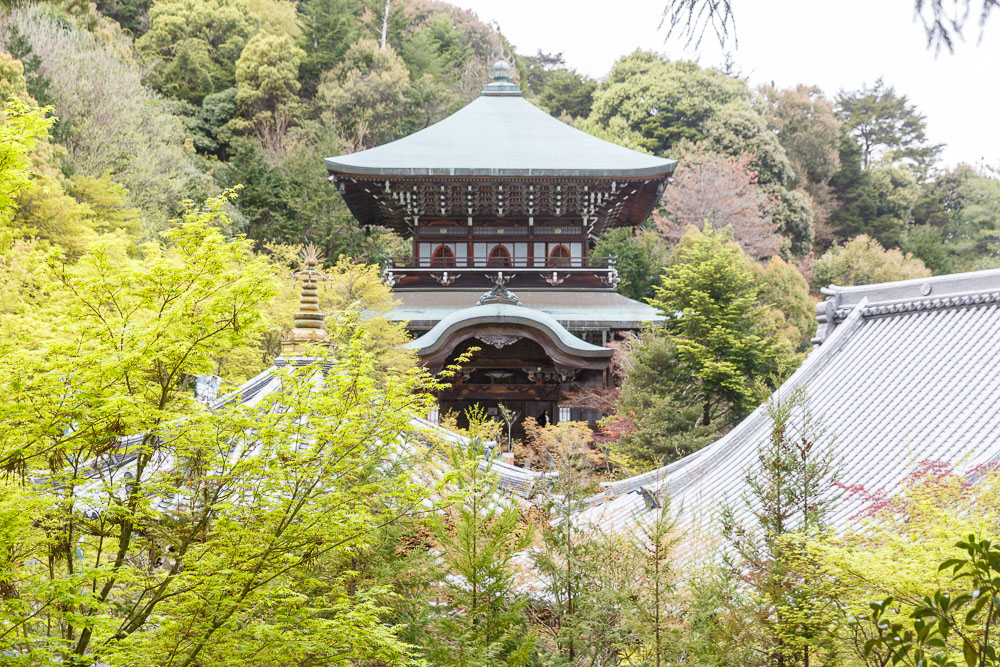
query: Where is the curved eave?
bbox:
[405,303,614,362]
[325,160,677,180]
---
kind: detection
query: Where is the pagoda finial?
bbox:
[482,58,521,97]
[280,244,329,357]
[490,59,512,82]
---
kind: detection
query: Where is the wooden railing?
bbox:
[381,256,620,288]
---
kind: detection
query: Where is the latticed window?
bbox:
[487,245,512,267]
[547,245,571,267]
[431,245,456,268]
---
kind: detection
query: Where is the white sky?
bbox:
[447,0,1000,170]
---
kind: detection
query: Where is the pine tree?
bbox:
[649,225,795,426]
[718,388,840,666]
[428,433,535,666]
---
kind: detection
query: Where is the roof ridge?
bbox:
[834,288,1000,322]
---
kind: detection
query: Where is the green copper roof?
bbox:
[325,67,676,179]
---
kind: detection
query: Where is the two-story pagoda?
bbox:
[326,61,676,430]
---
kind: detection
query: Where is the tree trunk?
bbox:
[380,0,390,50]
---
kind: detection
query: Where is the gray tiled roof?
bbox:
[389,288,664,330]
[325,94,676,179]
[583,268,1000,539]
[74,361,552,507]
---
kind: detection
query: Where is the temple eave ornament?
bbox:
[477,282,522,307]
[475,334,521,349]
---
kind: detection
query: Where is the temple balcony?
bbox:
[381,256,620,290]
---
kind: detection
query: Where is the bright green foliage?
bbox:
[811,466,1000,666]
[859,536,1000,667]
[755,256,817,352]
[427,437,535,665]
[649,225,796,426]
[588,52,751,155]
[608,228,806,466]
[232,30,304,151]
[814,234,931,288]
[0,196,440,664]
[15,171,141,256]
[714,389,840,666]
[0,97,52,232]
[316,38,410,150]
[0,50,28,102]
[242,0,299,36]
[592,226,667,301]
[836,78,943,175]
[137,0,258,104]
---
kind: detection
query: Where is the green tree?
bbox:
[187,86,239,155]
[649,225,795,426]
[760,84,842,192]
[427,435,535,665]
[592,226,667,301]
[811,465,1000,666]
[136,0,258,105]
[94,0,153,35]
[836,79,943,175]
[828,134,921,248]
[0,195,438,664]
[626,487,682,667]
[858,536,1000,667]
[907,165,1000,273]
[297,0,362,91]
[587,52,751,155]
[529,422,639,665]
[715,388,840,666]
[610,329,718,465]
[316,38,410,150]
[755,256,817,352]
[700,105,796,187]
[7,5,211,231]
[0,95,52,232]
[519,50,596,119]
[813,234,931,288]
[232,30,305,156]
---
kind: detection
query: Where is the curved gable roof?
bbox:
[405,303,613,363]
